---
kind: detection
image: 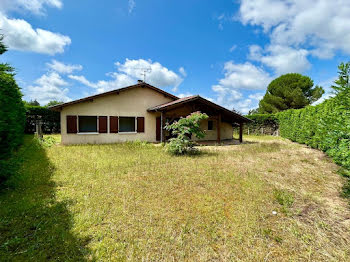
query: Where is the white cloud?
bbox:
[0,0,62,15]
[211,61,272,113]
[69,74,135,94]
[248,93,264,101]
[69,59,183,93]
[26,72,70,105]
[239,0,350,58]
[177,92,193,98]
[249,44,310,75]
[128,0,135,14]
[115,59,183,91]
[0,14,71,55]
[47,60,82,74]
[216,61,272,90]
[229,45,237,52]
[179,67,187,77]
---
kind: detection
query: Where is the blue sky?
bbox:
[0,0,349,113]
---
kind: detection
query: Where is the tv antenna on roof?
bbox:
[133,67,152,82]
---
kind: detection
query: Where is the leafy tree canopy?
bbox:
[258,73,324,114]
[25,99,40,106]
[46,100,64,107]
[332,62,350,93]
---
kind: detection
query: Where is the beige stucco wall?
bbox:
[192,118,233,141]
[60,87,173,145]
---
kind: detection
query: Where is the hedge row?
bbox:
[0,71,26,184]
[25,105,60,134]
[277,90,350,169]
[245,114,279,135]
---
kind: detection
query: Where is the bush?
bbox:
[25,105,60,134]
[165,112,208,155]
[0,71,26,184]
[277,62,350,170]
[245,114,279,135]
[278,90,350,169]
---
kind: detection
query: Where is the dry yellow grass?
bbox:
[1,135,349,261]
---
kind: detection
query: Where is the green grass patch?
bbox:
[1,135,349,261]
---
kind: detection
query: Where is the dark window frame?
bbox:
[118,116,137,133]
[78,115,98,133]
[208,120,214,131]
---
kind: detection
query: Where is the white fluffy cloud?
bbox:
[211,61,272,113]
[69,59,184,93]
[249,44,310,75]
[116,59,183,91]
[47,60,83,74]
[0,0,62,15]
[0,15,71,55]
[239,0,350,59]
[27,72,70,105]
[68,74,134,94]
[215,61,272,90]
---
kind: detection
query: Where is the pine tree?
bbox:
[259,73,324,113]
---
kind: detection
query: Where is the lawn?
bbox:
[1,135,350,261]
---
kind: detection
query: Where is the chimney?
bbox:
[137,80,143,83]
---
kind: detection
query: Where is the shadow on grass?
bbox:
[0,135,92,261]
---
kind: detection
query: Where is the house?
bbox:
[50,81,251,145]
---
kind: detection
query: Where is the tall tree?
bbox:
[258,73,324,113]
[26,99,40,106]
[332,62,350,93]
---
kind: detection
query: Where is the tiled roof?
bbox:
[49,82,178,110]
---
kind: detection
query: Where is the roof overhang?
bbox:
[49,82,178,111]
[148,95,252,123]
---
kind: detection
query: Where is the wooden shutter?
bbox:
[110,116,118,133]
[137,117,145,133]
[67,115,77,133]
[99,116,107,133]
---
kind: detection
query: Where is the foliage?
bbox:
[278,63,350,170]
[332,62,350,94]
[164,111,208,155]
[25,99,40,106]
[46,100,63,107]
[0,35,7,55]
[259,73,324,113]
[0,37,25,184]
[245,114,279,135]
[39,135,59,148]
[25,105,60,134]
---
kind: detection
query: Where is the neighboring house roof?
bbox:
[148,95,252,123]
[49,81,178,111]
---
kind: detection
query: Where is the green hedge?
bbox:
[278,90,350,169]
[25,105,60,134]
[0,71,26,184]
[245,114,279,135]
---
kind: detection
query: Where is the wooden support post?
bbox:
[160,111,165,143]
[239,123,243,143]
[217,114,221,144]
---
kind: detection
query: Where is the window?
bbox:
[208,120,214,131]
[119,117,136,132]
[79,116,97,133]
